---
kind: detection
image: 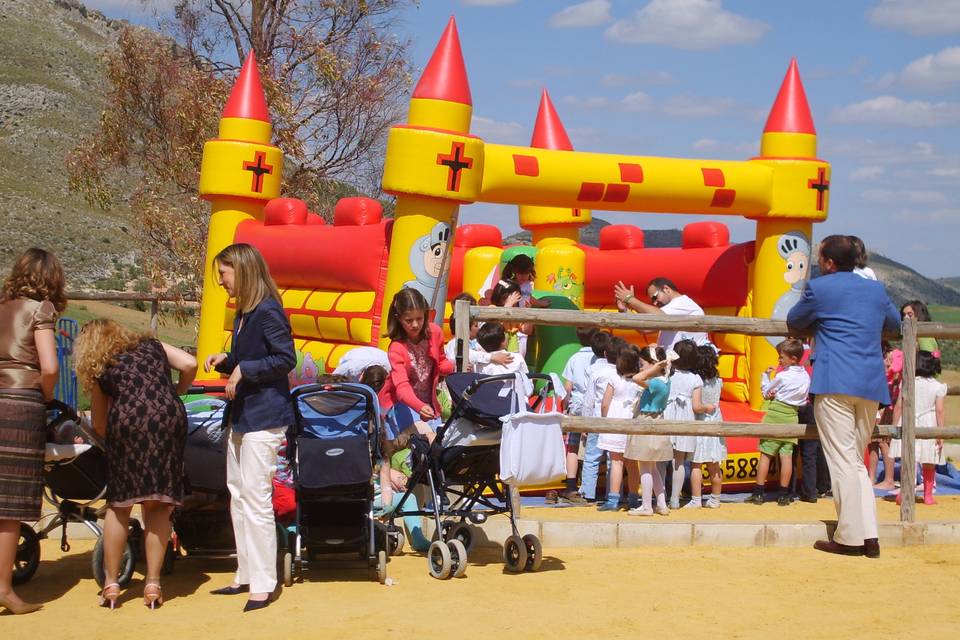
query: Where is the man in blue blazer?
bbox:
[787,235,900,558]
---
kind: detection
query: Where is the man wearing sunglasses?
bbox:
[613,277,709,349]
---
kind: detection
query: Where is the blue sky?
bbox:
[86,0,960,278]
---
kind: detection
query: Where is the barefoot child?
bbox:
[747,338,810,506]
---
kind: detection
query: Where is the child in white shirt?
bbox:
[443,293,514,372]
[476,322,528,376]
[747,338,811,506]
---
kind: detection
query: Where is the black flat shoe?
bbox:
[243,598,271,612]
[211,584,249,595]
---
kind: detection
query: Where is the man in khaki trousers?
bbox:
[787,235,900,558]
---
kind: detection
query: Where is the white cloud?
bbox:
[549,0,612,28]
[560,95,612,110]
[850,166,886,182]
[600,71,674,86]
[470,115,526,144]
[693,138,717,150]
[891,207,960,225]
[620,91,654,112]
[604,0,770,50]
[662,95,737,118]
[460,0,519,6]
[822,138,941,165]
[831,96,960,127]
[868,0,960,36]
[861,189,948,205]
[879,46,960,92]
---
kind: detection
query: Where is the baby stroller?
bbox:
[13,400,143,588]
[168,393,238,562]
[390,372,554,580]
[281,382,392,586]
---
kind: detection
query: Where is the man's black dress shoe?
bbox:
[798,495,817,503]
[210,584,249,595]
[243,598,271,612]
[863,538,880,559]
[813,539,864,556]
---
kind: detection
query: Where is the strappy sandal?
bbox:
[143,580,163,610]
[99,582,121,610]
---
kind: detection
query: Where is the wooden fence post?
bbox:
[900,317,917,522]
[454,299,471,373]
[150,299,159,336]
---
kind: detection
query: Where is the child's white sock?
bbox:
[671,462,686,508]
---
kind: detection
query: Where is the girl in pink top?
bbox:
[378,288,454,505]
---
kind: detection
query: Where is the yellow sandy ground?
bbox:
[6,531,960,639]
[522,494,960,523]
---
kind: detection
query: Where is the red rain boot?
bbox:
[922,466,936,505]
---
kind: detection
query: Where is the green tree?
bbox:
[69,0,413,300]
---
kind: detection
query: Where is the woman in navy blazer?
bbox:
[204,243,295,611]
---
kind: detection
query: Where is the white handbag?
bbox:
[498,373,567,486]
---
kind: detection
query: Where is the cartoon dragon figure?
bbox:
[546,266,584,308]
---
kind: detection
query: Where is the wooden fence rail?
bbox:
[453,300,958,523]
[66,290,197,335]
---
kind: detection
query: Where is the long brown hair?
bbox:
[2,248,67,312]
[386,287,430,342]
[74,319,151,390]
[214,243,281,313]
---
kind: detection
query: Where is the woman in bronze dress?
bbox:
[0,248,65,615]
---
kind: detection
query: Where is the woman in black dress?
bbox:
[74,319,197,609]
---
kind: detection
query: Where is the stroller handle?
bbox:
[184,385,226,395]
[457,372,553,404]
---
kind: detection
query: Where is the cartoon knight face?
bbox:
[778,232,811,288]
[408,221,451,285]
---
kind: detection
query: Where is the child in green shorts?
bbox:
[746,339,810,506]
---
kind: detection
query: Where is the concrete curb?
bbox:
[466,518,960,549]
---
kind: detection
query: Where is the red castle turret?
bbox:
[222,51,271,123]
[412,16,472,108]
[760,58,817,159]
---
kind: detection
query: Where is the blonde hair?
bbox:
[74,319,151,390]
[214,243,281,313]
[2,247,67,312]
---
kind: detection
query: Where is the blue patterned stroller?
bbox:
[281,382,394,585]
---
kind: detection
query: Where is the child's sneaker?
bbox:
[745,488,764,505]
[682,498,701,509]
[596,501,619,512]
[704,497,721,509]
[654,505,671,516]
[627,506,654,516]
[559,490,588,506]
[544,490,559,505]
[777,493,792,506]
[669,499,680,510]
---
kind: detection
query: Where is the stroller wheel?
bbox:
[431,520,454,543]
[522,534,543,572]
[376,550,387,585]
[502,535,528,573]
[282,550,293,588]
[388,529,405,556]
[427,540,453,580]
[12,523,41,586]
[447,539,467,578]
[448,523,474,552]
[92,535,136,588]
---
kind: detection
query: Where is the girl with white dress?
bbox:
[663,339,706,509]
[688,345,726,509]
[625,345,673,516]
[893,351,946,506]
[597,346,642,512]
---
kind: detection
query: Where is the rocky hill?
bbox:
[506,218,960,307]
[0,0,135,286]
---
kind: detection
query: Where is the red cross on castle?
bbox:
[436,141,473,192]
[243,151,274,193]
[807,167,830,211]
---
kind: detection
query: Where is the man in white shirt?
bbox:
[613,277,709,348]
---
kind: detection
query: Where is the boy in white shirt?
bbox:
[443,293,514,372]
[477,322,528,376]
[747,338,811,506]
[552,327,598,505]
[579,334,625,502]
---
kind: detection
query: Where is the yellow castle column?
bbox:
[196,52,283,378]
[379,18,483,343]
[748,59,829,408]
